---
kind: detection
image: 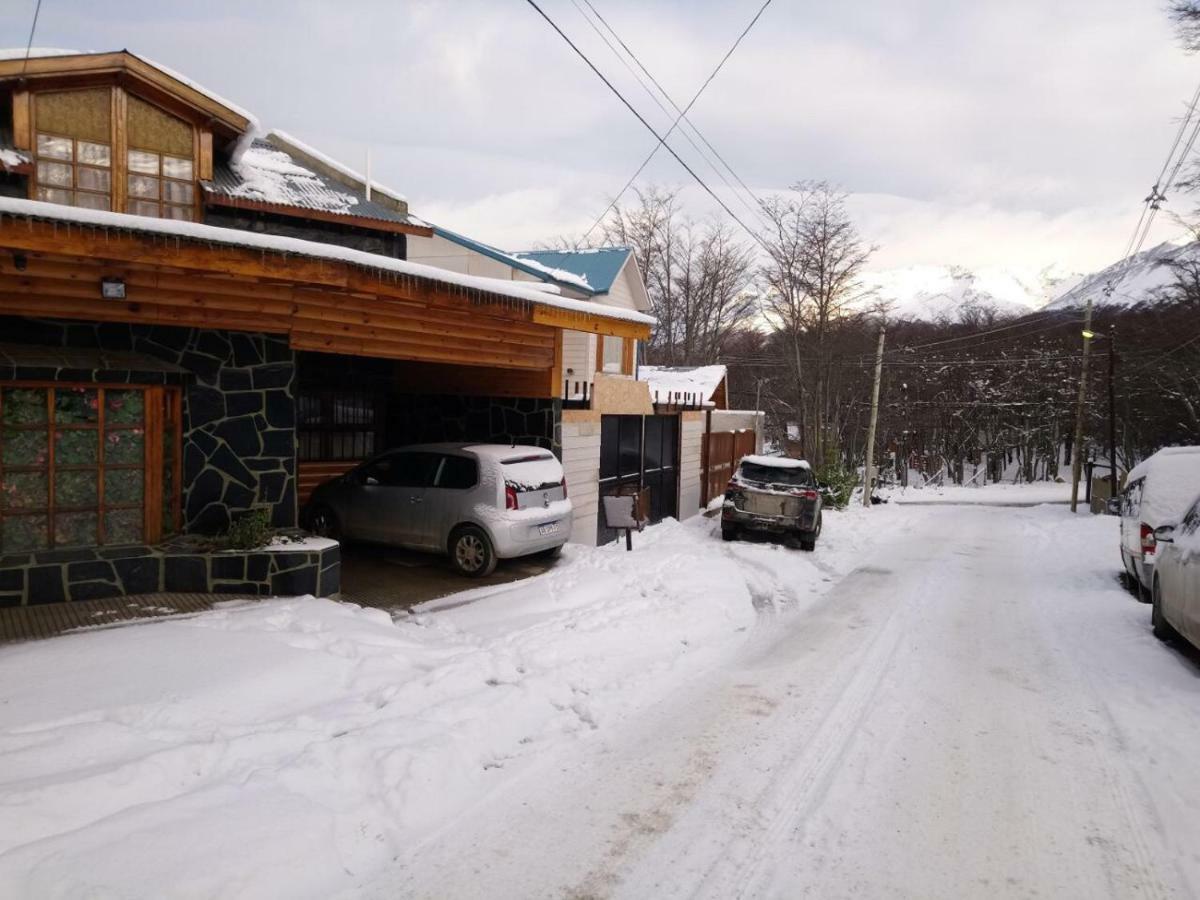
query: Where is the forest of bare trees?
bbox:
[574,178,1200,486]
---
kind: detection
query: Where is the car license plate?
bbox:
[538,522,560,536]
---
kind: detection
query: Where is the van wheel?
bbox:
[450,526,497,577]
[1152,578,1180,642]
[307,505,341,541]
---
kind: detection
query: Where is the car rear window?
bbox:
[502,453,562,491]
[738,461,814,488]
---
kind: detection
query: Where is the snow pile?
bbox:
[0,510,892,896]
[0,148,28,170]
[227,143,359,212]
[270,130,406,205]
[507,254,591,291]
[882,481,1073,505]
[639,365,727,405]
[0,197,655,327]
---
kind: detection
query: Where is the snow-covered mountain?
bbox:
[1046,239,1198,310]
[856,264,1083,323]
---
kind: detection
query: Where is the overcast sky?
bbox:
[2,0,1196,274]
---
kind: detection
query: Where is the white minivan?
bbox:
[1119,446,1200,598]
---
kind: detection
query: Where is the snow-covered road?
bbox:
[388,506,1200,899]
[3,503,1198,899]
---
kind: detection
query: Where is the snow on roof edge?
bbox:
[269,130,406,205]
[0,197,653,326]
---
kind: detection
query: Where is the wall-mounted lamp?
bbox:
[100,277,126,300]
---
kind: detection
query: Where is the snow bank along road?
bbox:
[2,504,1198,898]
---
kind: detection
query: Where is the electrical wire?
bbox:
[524,0,773,254]
[576,0,772,239]
[20,0,43,74]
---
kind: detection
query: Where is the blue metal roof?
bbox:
[511,248,631,295]
[431,227,599,296]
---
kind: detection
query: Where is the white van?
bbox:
[1119,446,1200,598]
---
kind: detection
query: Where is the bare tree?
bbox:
[600,186,756,365]
[1170,1,1200,51]
[759,181,874,463]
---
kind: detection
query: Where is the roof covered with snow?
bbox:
[639,365,727,405]
[207,136,419,229]
[0,197,655,329]
[432,227,596,295]
[511,248,633,295]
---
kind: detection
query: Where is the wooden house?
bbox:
[0,50,650,605]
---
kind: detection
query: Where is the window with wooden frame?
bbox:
[126,95,196,221]
[26,87,201,220]
[0,384,182,553]
[596,335,634,375]
[32,89,113,210]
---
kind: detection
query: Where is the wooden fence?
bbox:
[701,429,757,506]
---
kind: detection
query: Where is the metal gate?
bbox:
[598,414,679,545]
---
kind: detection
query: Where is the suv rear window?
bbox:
[738,461,814,488]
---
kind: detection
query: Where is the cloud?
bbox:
[3,0,1196,273]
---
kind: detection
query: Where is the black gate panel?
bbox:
[597,413,680,545]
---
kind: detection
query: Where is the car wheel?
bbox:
[721,524,739,542]
[799,532,817,552]
[1137,575,1152,604]
[450,526,498,577]
[307,505,341,541]
[1151,577,1180,642]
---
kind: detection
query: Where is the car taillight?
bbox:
[561,476,568,499]
[505,485,518,510]
[793,489,819,501]
[1141,522,1156,554]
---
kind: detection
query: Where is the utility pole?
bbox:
[1108,325,1118,495]
[863,323,886,508]
[1069,294,1096,513]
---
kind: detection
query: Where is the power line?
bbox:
[20,0,43,74]
[576,0,772,239]
[522,0,772,252]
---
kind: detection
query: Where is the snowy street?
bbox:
[2,502,1199,898]
[392,505,1200,899]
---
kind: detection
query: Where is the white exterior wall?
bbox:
[679,414,704,520]
[562,331,591,387]
[561,417,602,546]
[405,233,525,281]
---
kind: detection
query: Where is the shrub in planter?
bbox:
[223,508,273,551]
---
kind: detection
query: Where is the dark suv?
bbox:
[721,455,823,550]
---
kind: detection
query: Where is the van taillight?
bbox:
[505,485,519,510]
[1140,523,1156,553]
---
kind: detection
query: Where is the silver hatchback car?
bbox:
[305,443,572,577]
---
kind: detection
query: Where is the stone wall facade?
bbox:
[0,317,298,534]
[0,539,339,607]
